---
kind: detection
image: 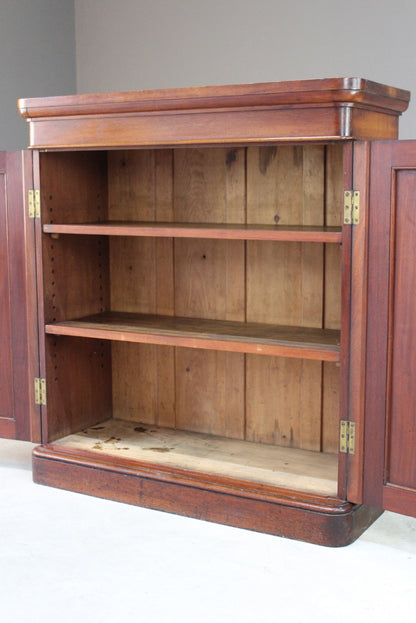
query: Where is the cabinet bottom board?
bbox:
[53,418,338,496]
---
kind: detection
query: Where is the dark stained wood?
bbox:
[32,444,382,547]
[12,78,412,542]
[40,152,110,324]
[0,154,14,438]
[323,144,345,457]
[336,142,354,499]
[344,141,371,504]
[36,152,112,442]
[44,311,341,362]
[18,78,409,149]
[18,78,410,117]
[363,140,416,517]
[0,151,40,442]
[43,221,343,242]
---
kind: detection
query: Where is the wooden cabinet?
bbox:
[4,77,416,545]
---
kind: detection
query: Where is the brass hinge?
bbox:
[28,189,41,218]
[34,377,47,406]
[344,190,360,225]
[339,420,355,454]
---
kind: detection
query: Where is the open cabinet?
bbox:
[4,78,416,545]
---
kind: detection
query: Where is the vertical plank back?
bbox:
[173,148,246,437]
[108,150,175,426]
[245,146,327,450]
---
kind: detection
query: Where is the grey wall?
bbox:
[2,1,416,145]
[74,0,416,138]
[0,0,76,149]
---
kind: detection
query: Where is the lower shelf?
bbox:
[45,312,341,361]
[53,418,338,496]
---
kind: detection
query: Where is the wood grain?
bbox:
[322,144,343,454]
[175,348,245,438]
[44,335,112,441]
[362,140,416,515]
[0,164,14,433]
[32,444,383,546]
[0,151,40,441]
[173,148,246,438]
[18,78,410,149]
[386,169,416,489]
[111,343,175,428]
[44,312,341,361]
[55,418,338,495]
[43,221,343,242]
[246,356,323,450]
[246,146,326,449]
[108,150,175,429]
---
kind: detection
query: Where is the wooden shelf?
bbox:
[45,311,341,361]
[43,221,343,243]
[54,418,339,496]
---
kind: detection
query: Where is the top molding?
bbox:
[18,78,411,149]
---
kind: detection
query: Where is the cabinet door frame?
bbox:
[361,139,416,517]
[341,141,373,504]
[0,151,41,442]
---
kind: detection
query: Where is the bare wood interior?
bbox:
[56,418,338,496]
[40,144,343,486]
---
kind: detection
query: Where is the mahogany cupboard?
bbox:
[2,78,416,545]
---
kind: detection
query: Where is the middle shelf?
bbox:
[45,311,341,361]
[43,221,343,243]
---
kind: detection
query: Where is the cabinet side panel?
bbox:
[45,336,112,441]
[43,235,110,322]
[40,152,108,224]
[41,152,110,323]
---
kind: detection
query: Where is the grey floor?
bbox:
[1,439,416,623]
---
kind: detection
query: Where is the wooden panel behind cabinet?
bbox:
[245,146,325,450]
[111,342,175,428]
[108,150,175,426]
[246,146,325,326]
[173,148,246,321]
[174,148,246,437]
[246,356,322,450]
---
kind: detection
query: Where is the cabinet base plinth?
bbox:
[32,444,382,547]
